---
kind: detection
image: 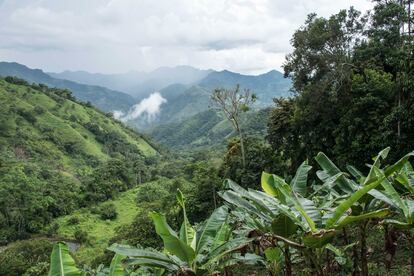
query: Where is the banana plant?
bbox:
[360,150,414,274]
[48,242,83,276]
[221,149,394,246]
[219,149,409,275]
[109,190,258,275]
[48,242,126,276]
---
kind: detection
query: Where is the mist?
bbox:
[114,92,167,122]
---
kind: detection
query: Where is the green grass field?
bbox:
[53,186,143,264]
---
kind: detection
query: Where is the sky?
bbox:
[0,0,374,75]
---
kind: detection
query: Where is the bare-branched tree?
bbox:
[210,84,256,168]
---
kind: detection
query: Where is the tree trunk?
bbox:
[284,245,292,276]
[408,233,414,276]
[398,89,401,138]
[360,222,368,276]
[235,123,246,168]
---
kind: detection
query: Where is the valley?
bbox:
[1,1,414,275]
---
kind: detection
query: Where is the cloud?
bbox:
[0,0,374,74]
[116,92,167,122]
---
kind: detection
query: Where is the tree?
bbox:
[210,85,256,168]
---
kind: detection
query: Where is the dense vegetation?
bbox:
[1,1,414,276]
[268,2,414,174]
[0,77,157,244]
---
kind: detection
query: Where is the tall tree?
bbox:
[210,85,256,168]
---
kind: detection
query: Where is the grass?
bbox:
[53,186,143,264]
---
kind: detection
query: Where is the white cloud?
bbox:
[117,92,167,122]
[0,0,374,74]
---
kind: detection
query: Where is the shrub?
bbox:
[33,106,45,115]
[74,229,88,244]
[0,239,53,276]
[46,223,59,237]
[67,216,80,225]
[99,203,118,220]
[4,76,29,86]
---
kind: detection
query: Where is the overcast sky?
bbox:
[0,0,373,75]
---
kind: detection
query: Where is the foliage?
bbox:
[220,137,285,189]
[220,148,414,275]
[0,239,53,276]
[0,78,156,242]
[74,229,89,244]
[269,2,414,172]
[48,242,82,276]
[98,203,118,221]
[108,190,259,275]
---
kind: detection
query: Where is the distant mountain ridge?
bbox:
[111,68,291,130]
[49,65,213,99]
[0,62,136,112]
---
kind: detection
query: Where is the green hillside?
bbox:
[150,108,271,149]
[0,62,136,112]
[0,77,157,244]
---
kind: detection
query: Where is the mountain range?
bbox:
[0,61,292,143]
[49,66,212,100]
[0,62,135,112]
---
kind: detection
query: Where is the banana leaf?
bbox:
[150,212,196,264]
[48,242,82,276]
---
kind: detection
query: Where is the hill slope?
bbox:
[0,77,157,243]
[125,69,291,130]
[0,62,136,112]
[150,108,271,149]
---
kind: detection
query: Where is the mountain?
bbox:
[150,108,271,149]
[0,76,157,242]
[49,66,212,99]
[0,62,136,112]
[198,70,291,106]
[126,69,291,130]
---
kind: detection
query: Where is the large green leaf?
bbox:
[272,175,317,232]
[378,175,410,218]
[261,172,281,199]
[384,151,414,177]
[48,242,82,276]
[271,214,297,237]
[264,247,283,262]
[325,167,385,228]
[219,190,271,221]
[176,190,196,249]
[124,258,180,272]
[108,244,178,263]
[247,190,306,229]
[108,244,181,271]
[202,237,254,267]
[291,160,312,196]
[315,152,354,193]
[150,212,196,264]
[334,209,390,229]
[108,254,125,276]
[196,205,229,253]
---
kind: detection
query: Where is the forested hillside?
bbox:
[0,77,157,244]
[150,108,271,149]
